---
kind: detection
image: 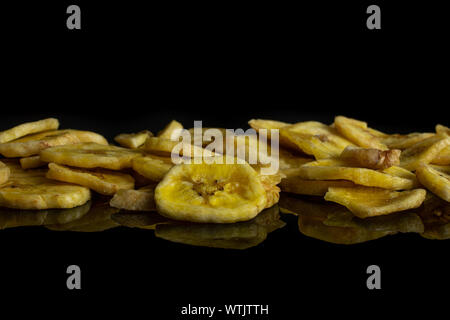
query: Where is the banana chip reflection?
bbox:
[111,211,172,230]
[0,201,91,229]
[155,205,285,249]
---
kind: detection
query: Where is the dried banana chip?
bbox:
[60,129,108,145]
[157,120,183,140]
[188,127,228,147]
[154,157,267,223]
[111,210,172,230]
[381,132,434,149]
[416,164,450,202]
[324,186,427,218]
[334,116,388,150]
[429,164,450,175]
[46,199,119,232]
[0,161,10,185]
[114,130,153,149]
[436,124,450,135]
[19,155,46,169]
[339,145,401,170]
[0,118,59,144]
[294,159,418,190]
[277,148,313,170]
[132,155,174,181]
[40,143,143,170]
[248,119,293,148]
[0,161,91,209]
[280,121,354,159]
[400,133,450,171]
[47,163,135,196]
[110,185,156,211]
[0,201,91,229]
[144,137,215,158]
[280,178,356,196]
[0,130,81,157]
[432,146,450,165]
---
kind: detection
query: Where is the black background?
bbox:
[1,1,449,318]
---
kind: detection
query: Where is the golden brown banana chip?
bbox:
[0,118,59,144]
[40,143,143,170]
[0,130,81,157]
[132,155,174,182]
[429,164,450,175]
[0,161,10,185]
[47,163,135,196]
[339,145,401,170]
[400,133,450,171]
[60,129,108,145]
[157,120,183,140]
[293,159,418,190]
[46,199,119,232]
[19,155,46,169]
[280,121,354,159]
[432,146,450,165]
[0,161,91,209]
[324,187,426,218]
[416,164,450,202]
[436,124,450,135]
[111,210,172,230]
[334,116,388,150]
[280,178,356,196]
[0,201,91,229]
[381,132,435,149]
[110,185,156,211]
[114,130,153,149]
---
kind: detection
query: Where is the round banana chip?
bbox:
[0,161,91,210]
[154,157,267,223]
[416,164,450,202]
[0,130,81,158]
[0,161,10,185]
[0,118,59,144]
[110,185,156,211]
[132,155,174,182]
[40,143,143,170]
[47,163,135,196]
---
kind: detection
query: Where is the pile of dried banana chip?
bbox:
[0,117,448,237]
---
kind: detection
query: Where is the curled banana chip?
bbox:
[400,133,450,171]
[334,116,388,150]
[40,143,143,170]
[293,159,417,190]
[436,124,450,135]
[280,121,353,159]
[19,156,46,169]
[110,185,156,211]
[339,145,401,170]
[280,178,356,196]
[416,164,450,202]
[114,130,153,149]
[0,161,91,209]
[157,120,184,140]
[59,129,108,145]
[47,163,135,196]
[154,157,267,223]
[0,201,91,229]
[0,161,10,185]
[381,132,434,149]
[0,130,80,157]
[432,146,450,165]
[0,118,59,144]
[324,186,427,218]
[132,155,174,182]
[251,165,281,208]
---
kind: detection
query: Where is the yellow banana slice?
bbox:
[248,119,293,148]
[114,130,153,149]
[19,155,46,169]
[188,127,228,147]
[154,157,267,223]
[436,124,450,135]
[143,137,215,158]
[339,145,401,170]
[292,159,418,190]
[157,120,184,140]
[432,146,450,165]
[132,155,174,182]
[40,143,143,170]
[0,118,59,144]
[429,164,450,175]
[0,201,91,229]
[60,129,108,145]
[324,186,426,218]
[334,116,388,150]
[0,161,10,185]
[280,121,354,159]
[400,133,450,171]
[381,132,434,149]
[110,185,156,211]
[416,164,450,202]
[0,161,90,209]
[277,148,313,170]
[47,163,135,196]
[0,130,81,157]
